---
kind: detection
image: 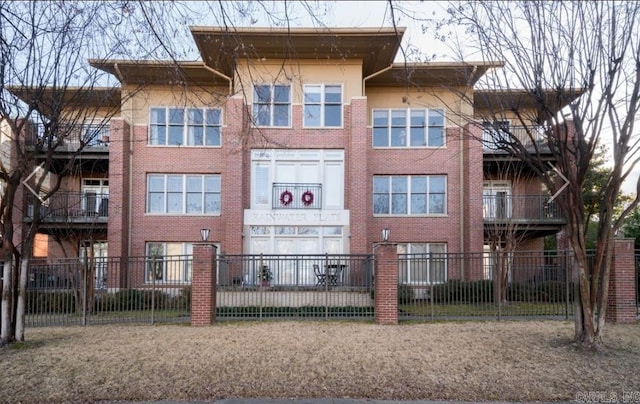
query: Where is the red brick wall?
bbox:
[191,243,217,326]
[374,243,398,325]
[606,238,637,323]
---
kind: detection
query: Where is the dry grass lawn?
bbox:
[1,320,639,403]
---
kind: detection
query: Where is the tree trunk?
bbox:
[15,256,30,341]
[1,254,14,346]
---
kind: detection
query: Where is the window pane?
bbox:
[167,176,183,191]
[391,127,406,146]
[253,104,270,126]
[188,126,203,145]
[205,176,221,192]
[325,85,342,103]
[188,109,203,124]
[391,194,407,214]
[373,194,389,214]
[254,85,271,103]
[186,176,202,192]
[428,109,444,126]
[410,110,426,126]
[411,194,426,214]
[410,127,425,146]
[148,175,164,191]
[373,177,389,193]
[430,176,445,193]
[412,177,426,193]
[167,193,182,213]
[150,108,166,124]
[429,194,445,214]
[204,194,220,213]
[148,194,164,213]
[149,125,165,145]
[373,110,388,126]
[391,176,407,193]
[304,105,321,127]
[186,193,202,213]
[304,85,321,103]
[428,127,444,147]
[168,125,183,145]
[373,127,388,147]
[274,85,290,102]
[206,109,221,125]
[324,104,341,127]
[169,108,184,124]
[205,127,220,146]
[391,110,406,126]
[273,105,290,126]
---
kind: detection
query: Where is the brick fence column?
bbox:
[374,243,398,325]
[606,239,636,324]
[191,243,217,326]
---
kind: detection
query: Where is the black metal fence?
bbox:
[23,249,636,326]
[397,250,574,320]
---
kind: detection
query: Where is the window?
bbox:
[147,174,221,214]
[373,108,445,147]
[373,175,446,215]
[303,84,342,127]
[146,242,193,283]
[398,243,447,284]
[253,84,291,127]
[149,107,221,146]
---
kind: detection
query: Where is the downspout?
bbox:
[362,64,394,97]
[201,64,233,94]
[459,65,478,279]
[114,63,133,259]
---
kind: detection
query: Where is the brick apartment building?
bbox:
[14,27,577,288]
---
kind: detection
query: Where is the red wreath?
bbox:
[280,190,293,206]
[301,190,314,206]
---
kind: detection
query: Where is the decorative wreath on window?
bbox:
[301,190,314,206]
[280,190,293,206]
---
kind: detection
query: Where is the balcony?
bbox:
[483,194,563,222]
[25,192,109,225]
[272,183,322,209]
[27,123,110,152]
[482,126,550,152]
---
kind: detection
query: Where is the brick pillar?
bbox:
[191,243,217,326]
[374,243,398,325]
[606,239,636,324]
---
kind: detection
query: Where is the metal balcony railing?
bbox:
[272,183,322,209]
[483,126,548,151]
[27,122,110,150]
[26,192,109,221]
[482,194,563,222]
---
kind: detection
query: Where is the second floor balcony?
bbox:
[25,192,109,224]
[483,125,550,153]
[482,194,564,224]
[272,183,322,209]
[27,123,110,152]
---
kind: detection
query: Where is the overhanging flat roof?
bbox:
[475,89,584,116]
[8,86,120,117]
[88,60,224,86]
[365,61,503,87]
[190,26,405,77]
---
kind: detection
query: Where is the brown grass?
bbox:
[1,320,639,403]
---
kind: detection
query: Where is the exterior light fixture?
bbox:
[381,228,390,242]
[200,228,210,242]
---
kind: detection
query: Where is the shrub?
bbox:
[398,284,415,304]
[506,282,532,302]
[536,281,573,302]
[26,290,75,314]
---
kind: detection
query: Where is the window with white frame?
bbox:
[149,107,221,146]
[146,242,193,283]
[147,174,221,214]
[303,84,342,127]
[373,175,446,215]
[373,108,445,148]
[252,84,291,127]
[398,243,447,284]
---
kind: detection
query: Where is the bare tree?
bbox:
[436,1,640,349]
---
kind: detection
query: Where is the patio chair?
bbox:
[313,264,327,286]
